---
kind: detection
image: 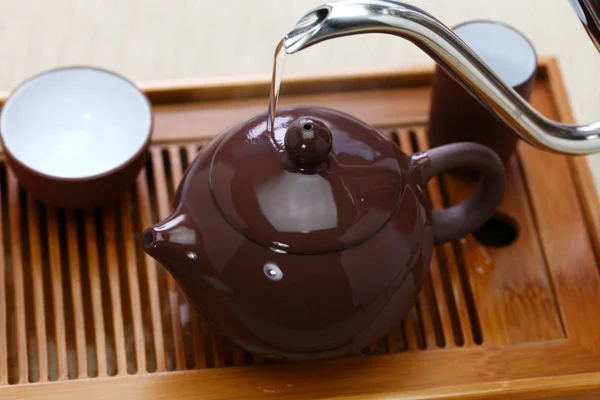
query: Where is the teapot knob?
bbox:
[284,117,332,170]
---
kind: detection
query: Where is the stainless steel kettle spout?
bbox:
[284,0,600,155]
[571,0,600,53]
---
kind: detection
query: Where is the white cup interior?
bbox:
[0,67,152,179]
[455,21,537,87]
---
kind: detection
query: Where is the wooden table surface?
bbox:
[3,59,600,400]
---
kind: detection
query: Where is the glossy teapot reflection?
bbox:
[142,105,506,362]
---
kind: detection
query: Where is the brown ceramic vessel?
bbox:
[0,66,153,209]
[142,105,506,362]
[428,20,537,167]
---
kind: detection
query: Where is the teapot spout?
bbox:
[142,226,160,255]
[142,212,199,271]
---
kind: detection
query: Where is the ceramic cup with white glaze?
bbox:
[428,20,538,166]
[0,66,153,209]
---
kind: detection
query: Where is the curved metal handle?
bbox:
[571,0,600,52]
[284,0,600,155]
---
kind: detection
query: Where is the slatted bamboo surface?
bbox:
[2,58,600,399]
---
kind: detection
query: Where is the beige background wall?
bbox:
[0,0,599,191]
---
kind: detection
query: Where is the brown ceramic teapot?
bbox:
[142,106,505,362]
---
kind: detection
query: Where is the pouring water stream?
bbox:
[267,39,287,133]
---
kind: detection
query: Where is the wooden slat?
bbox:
[417,281,439,350]
[211,332,226,368]
[182,144,199,171]
[403,307,419,351]
[149,147,186,370]
[439,246,474,346]
[84,210,107,377]
[167,146,185,192]
[27,196,49,381]
[191,316,205,369]
[120,193,147,373]
[7,171,28,383]
[103,206,128,375]
[167,145,205,370]
[232,346,246,367]
[182,145,206,369]
[412,129,475,345]
[65,212,87,378]
[385,323,404,353]
[46,209,68,379]
[428,252,457,348]
[135,172,167,372]
[0,170,7,384]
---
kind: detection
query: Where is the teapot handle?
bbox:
[419,142,506,245]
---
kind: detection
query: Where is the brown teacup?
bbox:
[428,20,538,168]
[0,66,153,209]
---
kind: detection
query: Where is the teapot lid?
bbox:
[209,106,405,255]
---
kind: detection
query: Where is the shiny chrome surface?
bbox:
[284,0,600,155]
[571,0,600,52]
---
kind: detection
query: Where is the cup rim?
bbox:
[452,19,539,88]
[0,65,154,182]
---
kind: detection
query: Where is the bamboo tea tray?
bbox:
[2,58,600,399]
